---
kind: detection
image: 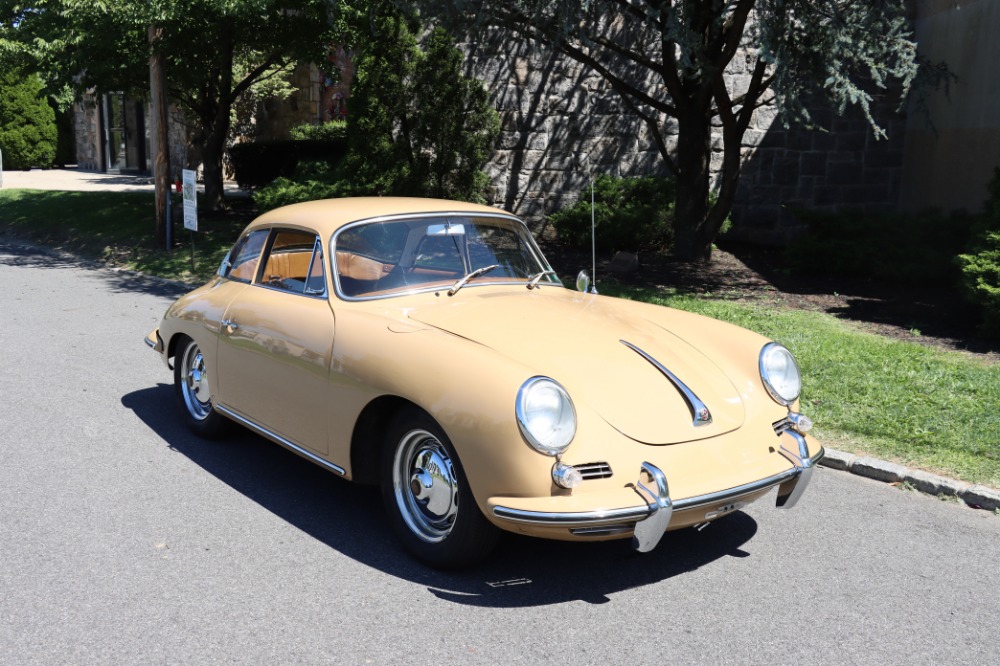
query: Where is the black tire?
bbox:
[173,336,230,438]
[380,408,499,568]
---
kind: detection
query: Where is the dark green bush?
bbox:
[253,160,348,212]
[289,120,347,142]
[957,168,1000,338]
[549,175,675,254]
[0,69,57,170]
[785,208,976,286]
[340,18,499,201]
[228,138,348,189]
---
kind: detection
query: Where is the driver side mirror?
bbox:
[576,270,597,294]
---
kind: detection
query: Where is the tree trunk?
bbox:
[201,127,227,212]
[672,109,714,262]
[148,26,171,249]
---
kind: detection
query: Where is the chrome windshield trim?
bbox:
[330,211,560,302]
[491,453,825,528]
[620,340,713,427]
[215,405,346,476]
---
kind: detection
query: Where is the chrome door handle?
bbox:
[221,318,239,332]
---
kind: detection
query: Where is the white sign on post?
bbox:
[182,169,198,232]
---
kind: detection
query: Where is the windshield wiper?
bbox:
[448,264,500,296]
[526,270,557,290]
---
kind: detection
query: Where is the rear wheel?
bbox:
[380,408,499,568]
[173,336,229,438]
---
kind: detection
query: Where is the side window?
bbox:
[259,229,326,295]
[225,229,269,282]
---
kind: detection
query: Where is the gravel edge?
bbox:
[820,448,1000,511]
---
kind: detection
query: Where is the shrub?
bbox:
[0,69,57,170]
[228,138,348,189]
[253,160,349,212]
[341,16,499,201]
[957,168,1000,338]
[549,175,675,254]
[290,120,347,142]
[785,208,976,286]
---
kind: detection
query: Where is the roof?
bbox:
[249,197,516,236]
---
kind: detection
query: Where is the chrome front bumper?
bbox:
[492,437,825,553]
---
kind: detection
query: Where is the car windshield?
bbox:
[333,215,561,299]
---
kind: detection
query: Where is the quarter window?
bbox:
[259,229,326,296]
[225,229,269,282]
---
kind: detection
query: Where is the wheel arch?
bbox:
[349,395,423,485]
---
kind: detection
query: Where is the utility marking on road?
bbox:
[486,577,532,588]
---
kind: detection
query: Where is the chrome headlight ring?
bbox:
[515,376,577,456]
[759,342,803,406]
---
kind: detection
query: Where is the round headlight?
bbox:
[516,377,577,456]
[759,343,802,406]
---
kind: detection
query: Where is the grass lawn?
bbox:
[2,188,997,488]
[0,189,243,284]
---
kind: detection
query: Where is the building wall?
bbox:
[901,0,1000,213]
[462,30,905,240]
[731,96,906,244]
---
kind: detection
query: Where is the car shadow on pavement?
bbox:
[122,384,760,608]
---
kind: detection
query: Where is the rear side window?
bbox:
[225,230,269,282]
[259,229,327,296]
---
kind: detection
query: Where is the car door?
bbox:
[216,228,335,454]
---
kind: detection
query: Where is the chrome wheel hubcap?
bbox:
[393,429,458,543]
[180,343,212,421]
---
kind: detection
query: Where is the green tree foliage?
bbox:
[0,68,57,170]
[550,175,675,254]
[421,0,934,261]
[1,0,335,210]
[958,169,1000,339]
[340,5,500,201]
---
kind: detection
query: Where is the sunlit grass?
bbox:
[0,189,242,283]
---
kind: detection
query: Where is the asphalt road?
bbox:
[1,240,998,665]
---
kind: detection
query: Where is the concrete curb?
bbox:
[820,448,1000,512]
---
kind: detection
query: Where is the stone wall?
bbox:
[73,97,101,172]
[463,32,667,230]
[901,0,1000,213]
[730,97,906,244]
[461,31,905,243]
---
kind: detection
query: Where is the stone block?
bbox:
[851,457,907,483]
[835,131,868,152]
[826,162,863,186]
[905,469,968,497]
[741,129,768,148]
[785,131,814,152]
[818,448,855,471]
[811,132,837,151]
[799,152,828,177]
[960,485,1000,511]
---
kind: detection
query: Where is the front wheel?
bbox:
[380,408,499,568]
[173,336,229,438]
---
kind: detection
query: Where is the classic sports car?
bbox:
[146,197,823,567]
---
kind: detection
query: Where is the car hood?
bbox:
[404,289,746,444]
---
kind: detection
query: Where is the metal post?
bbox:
[591,177,596,290]
[0,147,4,189]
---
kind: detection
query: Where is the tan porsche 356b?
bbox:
[146,197,823,567]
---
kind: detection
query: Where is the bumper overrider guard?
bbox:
[491,439,825,553]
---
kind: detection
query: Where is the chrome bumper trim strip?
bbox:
[491,447,825,528]
[216,405,346,476]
